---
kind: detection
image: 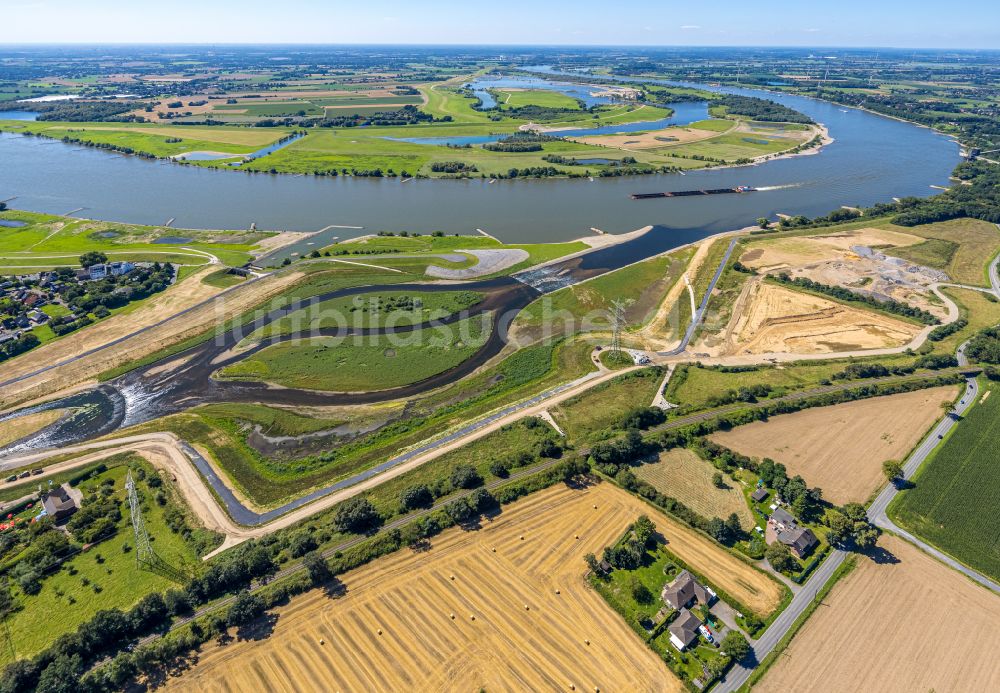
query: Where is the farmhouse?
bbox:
[777,526,819,558]
[668,609,704,651]
[751,487,769,502]
[768,507,818,558]
[41,485,78,522]
[662,569,716,610]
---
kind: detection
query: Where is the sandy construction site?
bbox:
[739,227,950,319]
[709,387,959,504]
[165,482,783,692]
[757,535,1000,693]
[706,279,921,356]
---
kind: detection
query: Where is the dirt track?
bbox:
[165,482,781,692]
[757,535,1000,693]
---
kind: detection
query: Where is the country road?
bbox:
[716,256,1000,692]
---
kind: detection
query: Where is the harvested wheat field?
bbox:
[757,535,1000,693]
[712,280,920,356]
[166,482,783,693]
[635,449,755,529]
[709,386,958,504]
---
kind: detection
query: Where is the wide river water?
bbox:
[0,76,959,249]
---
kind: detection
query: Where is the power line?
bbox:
[610,298,631,357]
[126,470,155,570]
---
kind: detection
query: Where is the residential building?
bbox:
[668,609,703,651]
[662,570,716,610]
[41,486,78,522]
[768,506,819,558]
[777,525,819,558]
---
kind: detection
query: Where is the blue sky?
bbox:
[6,0,999,48]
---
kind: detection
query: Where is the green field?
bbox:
[219,313,492,391]
[495,88,582,110]
[0,210,265,268]
[890,381,1000,581]
[666,355,921,412]
[0,120,288,158]
[332,233,588,275]
[888,218,1000,286]
[0,95,733,178]
[0,457,218,664]
[514,246,693,340]
[250,289,484,339]
[128,339,596,507]
[553,368,664,443]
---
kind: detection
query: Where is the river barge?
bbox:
[630,185,755,200]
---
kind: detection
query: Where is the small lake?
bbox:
[1,111,39,121]
[152,236,193,244]
[0,220,27,228]
[469,75,619,109]
[388,100,710,147]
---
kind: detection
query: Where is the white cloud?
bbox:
[804,28,821,33]
[680,25,701,30]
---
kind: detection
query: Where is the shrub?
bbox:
[226,591,265,627]
[450,464,483,489]
[332,497,381,534]
[399,484,433,511]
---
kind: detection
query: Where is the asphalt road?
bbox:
[659,237,738,357]
[717,259,1000,691]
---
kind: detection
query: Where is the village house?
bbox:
[661,570,717,610]
[41,485,78,522]
[768,506,819,558]
[668,609,704,651]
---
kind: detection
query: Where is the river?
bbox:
[0,77,958,251]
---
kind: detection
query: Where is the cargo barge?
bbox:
[631,185,755,200]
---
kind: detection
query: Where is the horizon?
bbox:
[2,42,1000,52]
[6,0,999,50]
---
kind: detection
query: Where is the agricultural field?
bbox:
[218,313,491,391]
[634,448,755,529]
[710,386,959,505]
[164,482,782,692]
[756,535,1000,693]
[890,382,1000,581]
